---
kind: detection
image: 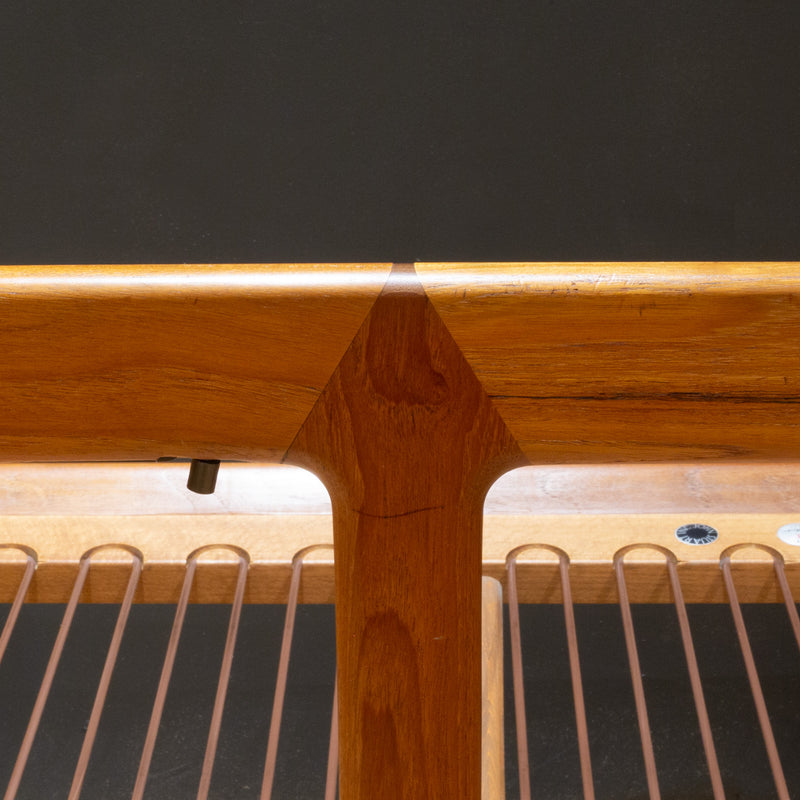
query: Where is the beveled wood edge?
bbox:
[0,262,395,285]
[416,261,800,293]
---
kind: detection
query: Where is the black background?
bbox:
[2,1,799,264]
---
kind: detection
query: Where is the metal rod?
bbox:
[4,552,93,799]
[68,546,143,800]
[720,544,791,800]
[615,543,725,800]
[768,548,800,656]
[0,546,37,667]
[132,551,199,799]
[133,544,251,799]
[665,555,725,800]
[506,543,595,800]
[613,548,661,800]
[557,551,595,800]
[197,546,250,800]
[187,459,221,495]
[261,544,334,800]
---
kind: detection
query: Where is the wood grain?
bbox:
[0,463,333,515]
[2,460,797,515]
[2,262,800,798]
[3,461,797,603]
[418,262,800,462]
[286,265,525,800]
[0,264,390,461]
[481,577,505,800]
[486,462,800,513]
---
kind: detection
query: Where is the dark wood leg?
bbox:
[288,266,523,799]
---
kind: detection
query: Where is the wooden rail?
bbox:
[1,263,799,800]
[1,462,799,605]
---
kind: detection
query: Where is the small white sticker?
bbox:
[675,523,719,546]
[777,523,800,547]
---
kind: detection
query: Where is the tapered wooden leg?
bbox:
[288,266,523,800]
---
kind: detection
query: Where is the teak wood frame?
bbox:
[1,262,799,799]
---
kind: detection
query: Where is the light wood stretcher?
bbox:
[0,263,798,799]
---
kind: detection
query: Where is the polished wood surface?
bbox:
[286,265,524,800]
[3,262,799,464]
[5,461,800,515]
[419,262,800,462]
[0,264,390,461]
[488,462,800,513]
[1,462,798,604]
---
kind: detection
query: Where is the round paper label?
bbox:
[777,523,800,547]
[675,523,719,546]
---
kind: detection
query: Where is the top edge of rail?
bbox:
[0,263,395,292]
[416,261,800,294]
[2,262,798,297]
